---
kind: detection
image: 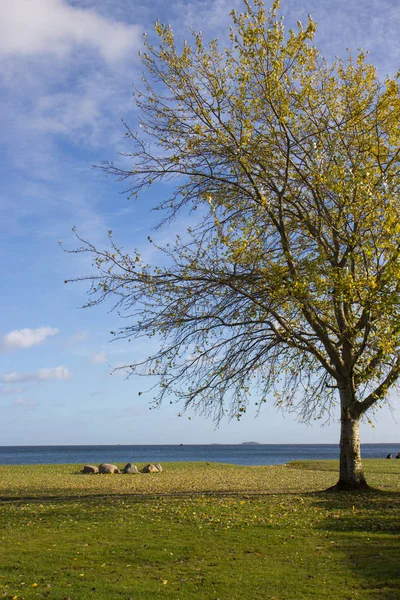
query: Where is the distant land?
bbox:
[241,441,261,445]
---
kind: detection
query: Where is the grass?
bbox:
[0,460,399,599]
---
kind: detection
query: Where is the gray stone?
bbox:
[81,464,99,474]
[98,463,120,474]
[154,463,163,472]
[141,463,159,473]
[123,463,139,474]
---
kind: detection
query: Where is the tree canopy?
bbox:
[68,0,400,489]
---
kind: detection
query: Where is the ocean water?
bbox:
[0,444,399,466]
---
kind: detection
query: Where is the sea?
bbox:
[0,444,399,466]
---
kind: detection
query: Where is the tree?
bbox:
[67,0,400,490]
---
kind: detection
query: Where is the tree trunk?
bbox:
[322,410,369,491]
[334,414,369,490]
[327,383,370,491]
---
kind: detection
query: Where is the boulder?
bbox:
[98,463,120,474]
[141,463,159,473]
[154,463,163,472]
[123,463,139,474]
[81,464,99,474]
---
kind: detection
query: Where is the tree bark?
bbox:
[334,413,369,490]
[327,383,370,491]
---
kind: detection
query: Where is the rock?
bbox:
[81,465,99,474]
[386,453,392,459]
[98,463,120,474]
[123,463,139,474]
[141,463,159,473]
[396,453,400,459]
[154,463,163,472]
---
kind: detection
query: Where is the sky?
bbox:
[1,0,399,446]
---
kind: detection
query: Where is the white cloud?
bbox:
[12,397,39,411]
[0,0,141,62]
[66,330,90,346]
[91,352,107,364]
[0,326,58,351]
[1,366,71,383]
[173,0,242,33]
[26,71,133,148]
[0,385,24,397]
[110,362,131,377]
[90,388,107,397]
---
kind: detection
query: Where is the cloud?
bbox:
[278,0,400,78]
[91,352,107,364]
[172,0,243,35]
[12,397,39,411]
[90,389,107,397]
[0,0,141,63]
[66,330,90,346]
[0,326,58,351]
[110,362,132,377]
[25,69,137,149]
[0,385,24,397]
[1,366,71,383]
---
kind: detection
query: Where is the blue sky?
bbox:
[1,0,399,446]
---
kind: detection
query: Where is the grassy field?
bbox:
[0,460,399,599]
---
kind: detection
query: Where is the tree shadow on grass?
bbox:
[311,490,400,600]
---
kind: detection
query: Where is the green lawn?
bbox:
[0,460,399,599]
